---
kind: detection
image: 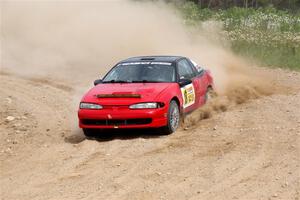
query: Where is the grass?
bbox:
[178,2,300,70]
[232,41,300,70]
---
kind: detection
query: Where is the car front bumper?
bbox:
[78,107,168,129]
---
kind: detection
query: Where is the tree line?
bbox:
[186,0,300,10]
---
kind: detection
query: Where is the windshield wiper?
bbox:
[102,80,130,83]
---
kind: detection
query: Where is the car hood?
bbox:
[82,83,173,106]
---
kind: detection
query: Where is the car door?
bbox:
[187,59,207,105]
[177,58,199,112]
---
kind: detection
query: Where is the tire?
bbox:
[82,128,95,138]
[205,87,217,103]
[162,100,180,135]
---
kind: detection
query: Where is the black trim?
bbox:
[81,118,152,126]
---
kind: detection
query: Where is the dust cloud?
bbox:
[0,0,276,128]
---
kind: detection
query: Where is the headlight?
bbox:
[80,102,103,109]
[129,102,158,109]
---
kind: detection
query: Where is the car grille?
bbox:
[81,118,152,126]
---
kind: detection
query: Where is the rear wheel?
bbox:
[205,87,217,102]
[162,100,180,135]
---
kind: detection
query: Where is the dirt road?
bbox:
[0,67,299,200]
[1,1,299,199]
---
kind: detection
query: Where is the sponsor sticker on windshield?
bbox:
[119,62,172,66]
[151,62,172,65]
[120,62,150,66]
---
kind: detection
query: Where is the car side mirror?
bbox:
[94,79,102,86]
[178,78,192,87]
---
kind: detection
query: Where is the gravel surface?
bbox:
[1,68,299,200]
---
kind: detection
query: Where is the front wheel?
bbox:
[82,128,96,138]
[162,100,180,135]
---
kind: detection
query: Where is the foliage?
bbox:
[186,0,300,12]
[179,2,300,69]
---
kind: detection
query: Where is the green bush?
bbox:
[179,2,300,70]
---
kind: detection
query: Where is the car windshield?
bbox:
[103,62,175,83]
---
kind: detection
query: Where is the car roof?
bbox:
[120,55,184,63]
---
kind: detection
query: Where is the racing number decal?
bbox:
[181,83,195,108]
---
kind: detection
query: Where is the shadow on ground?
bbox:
[64,128,165,144]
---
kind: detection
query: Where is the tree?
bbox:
[186,0,300,10]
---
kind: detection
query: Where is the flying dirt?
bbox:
[1,1,300,200]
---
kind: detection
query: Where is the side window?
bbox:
[177,59,195,79]
[189,59,204,75]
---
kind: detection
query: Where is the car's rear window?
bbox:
[103,62,175,83]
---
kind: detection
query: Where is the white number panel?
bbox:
[181,83,195,108]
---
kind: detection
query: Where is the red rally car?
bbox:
[78,56,214,136]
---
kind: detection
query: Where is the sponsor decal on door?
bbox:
[181,83,195,108]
